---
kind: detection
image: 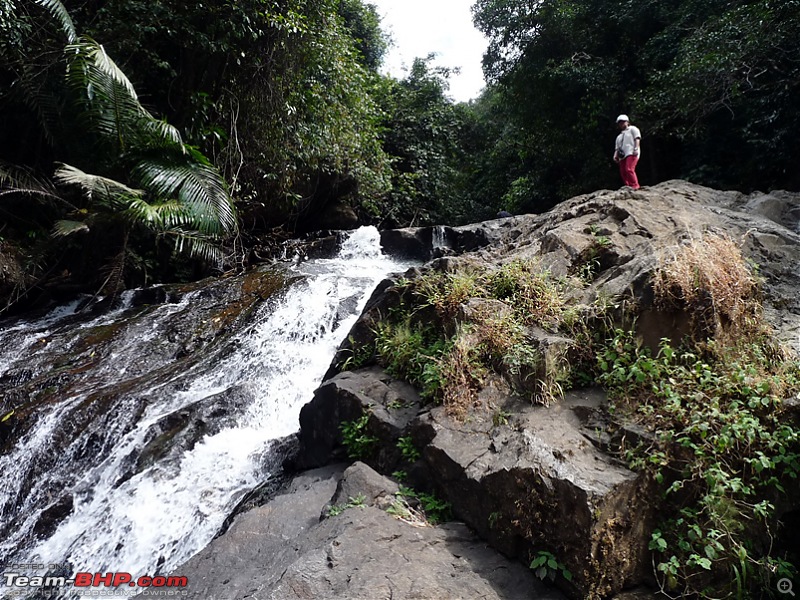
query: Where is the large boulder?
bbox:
[295,367,422,471]
[296,371,655,598]
[295,181,800,598]
[409,389,657,598]
[170,462,565,600]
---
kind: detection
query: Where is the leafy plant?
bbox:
[392,485,453,525]
[0,0,237,303]
[397,436,421,462]
[326,494,367,517]
[597,329,800,597]
[340,414,378,460]
[530,550,573,583]
[340,336,375,371]
[374,319,449,401]
[492,409,511,428]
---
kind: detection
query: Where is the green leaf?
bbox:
[35,0,76,42]
[54,164,143,210]
[52,219,90,237]
[530,556,547,569]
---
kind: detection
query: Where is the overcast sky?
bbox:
[368,0,489,103]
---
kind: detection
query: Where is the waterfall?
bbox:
[0,227,411,598]
[432,225,450,252]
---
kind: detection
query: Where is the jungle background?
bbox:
[1,0,799,310]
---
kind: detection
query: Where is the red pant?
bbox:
[619,155,640,189]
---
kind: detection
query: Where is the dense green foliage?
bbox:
[2,0,800,307]
[370,57,466,227]
[599,332,800,596]
[63,0,392,223]
[467,0,800,211]
[1,1,236,305]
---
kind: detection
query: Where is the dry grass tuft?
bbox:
[439,327,486,419]
[653,234,763,341]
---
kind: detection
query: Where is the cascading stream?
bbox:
[0,227,411,598]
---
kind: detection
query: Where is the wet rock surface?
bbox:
[0,265,292,568]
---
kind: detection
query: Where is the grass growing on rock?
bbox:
[343,233,798,596]
[368,259,593,416]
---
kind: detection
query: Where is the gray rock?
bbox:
[410,389,656,598]
[171,463,564,600]
[296,367,422,471]
[296,363,654,597]
[328,461,399,511]
[295,181,800,597]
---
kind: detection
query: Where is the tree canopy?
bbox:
[1,0,799,310]
[468,0,800,209]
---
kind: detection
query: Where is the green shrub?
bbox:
[374,319,450,401]
[340,414,378,460]
[598,330,800,597]
[397,436,421,462]
[530,550,573,583]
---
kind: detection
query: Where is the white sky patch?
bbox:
[369,0,489,103]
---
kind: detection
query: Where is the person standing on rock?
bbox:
[613,114,641,189]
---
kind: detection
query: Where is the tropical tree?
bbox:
[373,57,466,227]
[635,0,800,189]
[0,0,236,307]
[470,0,800,211]
[337,0,388,71]
[65,0,392,233]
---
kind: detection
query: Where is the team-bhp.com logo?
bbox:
[3,571,188,597]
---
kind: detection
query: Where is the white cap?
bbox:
[616,114,629,122]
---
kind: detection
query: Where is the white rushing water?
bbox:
[0,227,410,598]
[432,225,450,253]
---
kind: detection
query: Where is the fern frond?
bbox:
[64,37,148,151]
[14,65,64,146]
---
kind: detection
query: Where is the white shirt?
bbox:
[616,125,641,158]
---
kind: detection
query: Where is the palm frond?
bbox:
[35,0,77,43]
[64,37,189,155]
[133,159,237,235]
[140,119,184,148]
[14,65,65,147]
[52,219,90,237]
[54,163,143,210]
[65,37,147,151]
[161,228,225,264]
[0,161,70,206]
[66,37,138,101]
[126,197,192,229]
